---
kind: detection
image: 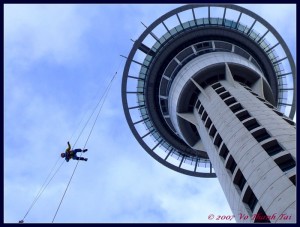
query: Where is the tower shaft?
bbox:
[194,80,296,222]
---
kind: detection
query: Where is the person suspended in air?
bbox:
[61,141,88,162]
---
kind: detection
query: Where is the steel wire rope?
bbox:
[20,158,65,222]
[20,59,123,223]
[19,91,100,223]
[68,74,115,144]
[52,59,123,223]
[52,73,116,223]
[71,60,123,148]
[19,74,114,223]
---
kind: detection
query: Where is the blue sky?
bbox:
[4,4,295,223]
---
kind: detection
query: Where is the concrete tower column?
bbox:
[195,81,295,223]
[169,57,296,222]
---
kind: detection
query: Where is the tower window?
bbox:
[250,91,259,96]
[219,143,229,160]
[215,86,226,94]
[274,154,296,172]
[230,103,244,113]
[254,207,271,223]
[282,117,296,126]
[243,186,258,213]
[261,139,284,156]
[289,175,296,186]
[224,96,237,106]
[233,169,246,192]
[213,133,222,148]
[243,118,260,131]
[243,86,252,91]
[264,102,274,109]
[257,96,265,102]
[205,117,212,129]
[198,105,204,114]
[195,100,200,109]
[273,109,284,116]
[211,82,222,89]
[219,91,231,100]
[251,127,271,143]
[209,125,217,138]
[236,110,251,122]
[201,111,208,121]
[226,155,237,174]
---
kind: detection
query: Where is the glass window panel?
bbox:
[152,132,161,141]
[183,21,190,29]
[218,18,223,25]
[196,18,204,26]
[139,73,146,79]
[249,31,258,40]
[153,42,160,50]
[140,66,147,74]
[137,87,143,93]
[189,20,196,27]
[138,94,145,102]
[158,36,166,44]
[150,47,157,53]
[231,21,237,29]
[145,55,152,62]
[175,24,183,32]
[145,121,153,130]
[140,107,147,115]
[138,80,144,86]
[237,23,245,31]
[224,19,232,27]
[260,40,268,49]
[210,18,218,25]
[170,27,177,35]
[163,33,171,40]
[268,51,277,61]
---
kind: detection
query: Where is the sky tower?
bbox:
[121,4,296,223]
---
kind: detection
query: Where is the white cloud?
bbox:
[4,4,93,66]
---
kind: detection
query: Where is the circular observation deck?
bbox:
[121,4,296,177]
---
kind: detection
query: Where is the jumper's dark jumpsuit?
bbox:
[64,142,87,162]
